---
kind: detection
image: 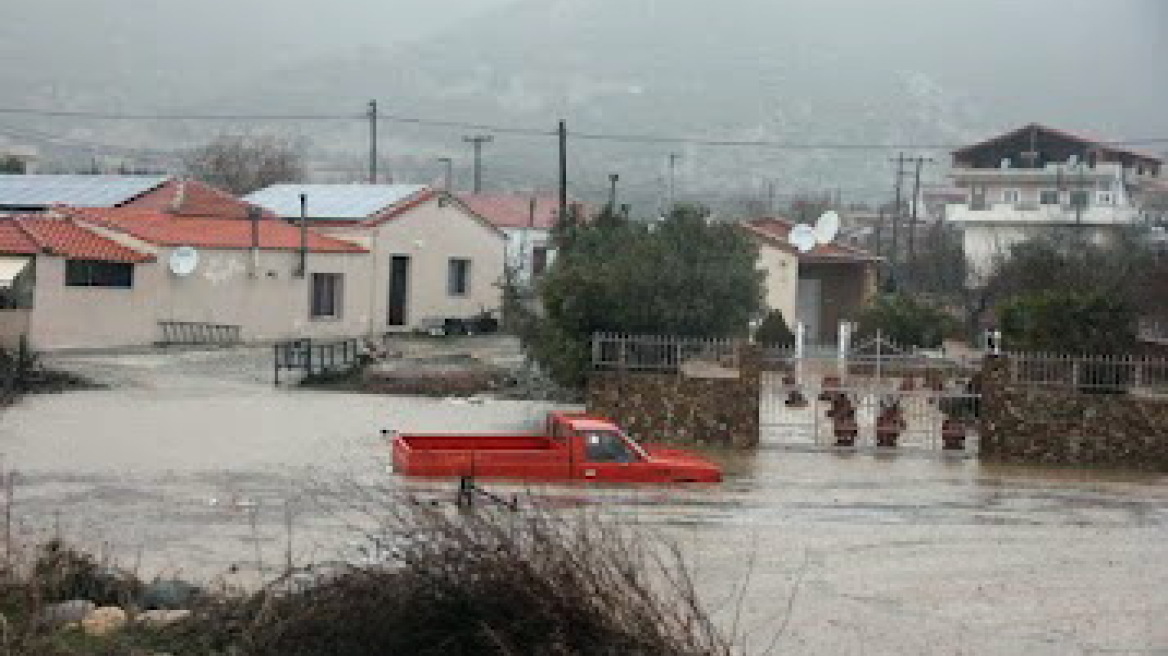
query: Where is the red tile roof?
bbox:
[0,215,155,263]
[71,208,367,254]
[741,217,880,263]
[458,193,565,229]
[122,178,276,220]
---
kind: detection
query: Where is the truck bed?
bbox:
[392,432,571,480]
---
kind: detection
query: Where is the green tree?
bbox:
[999,290,1138,353]
[0,155,27,174]
[753,309,795,345]
[531,203,764,386]
[856,294,958,348]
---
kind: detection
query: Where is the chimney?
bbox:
[247,205,262,277]
[168,177,187,215]
[298,193,308,278]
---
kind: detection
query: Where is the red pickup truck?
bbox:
[388,411,722,483]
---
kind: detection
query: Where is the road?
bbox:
[1,345,1166,655]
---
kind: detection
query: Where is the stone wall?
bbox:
[586,346,761,448]
[980,356,1168,471]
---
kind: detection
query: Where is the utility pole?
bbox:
[608,173,619,209]
[437,157,453,191]
[906,155,934,286]
[558,120,568,225]
[766,180,776,214]
[367,100,378,184]
[463,135,493,194]
[890,153,907,283]
[667,153,681,211]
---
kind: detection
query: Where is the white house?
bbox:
[246,184,508,333]
[945,124,1164,280]
[458,194,568,287]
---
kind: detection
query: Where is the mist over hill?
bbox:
[3,0,1166,211]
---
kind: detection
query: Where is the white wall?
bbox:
[322,196,506,332]
[502,227,555,285]
[755,243,799,324]
[27,249,371,350]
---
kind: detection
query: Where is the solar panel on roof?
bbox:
[244,184,428,220]
[0,174,170,209]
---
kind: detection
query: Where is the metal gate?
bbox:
[759,335,982,452]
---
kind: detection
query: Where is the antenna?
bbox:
[168,246,199,277]
[788,224,817,253]
[814,210,840,245]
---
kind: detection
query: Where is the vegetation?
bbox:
[528,204,764,387]
[855,293,958,348]
[999,290,1138,354]
[1,495,733,656]
[183,134,307,195]
[753,309,795,345]
[0,154,27,174]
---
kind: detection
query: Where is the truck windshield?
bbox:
[582,430,640,463]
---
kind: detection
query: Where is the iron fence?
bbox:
[158,321,241,346]
[1003,352,1168,393]
[591,333,740,373]
[274,337,361,384]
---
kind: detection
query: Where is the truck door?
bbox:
[576,429,643,482]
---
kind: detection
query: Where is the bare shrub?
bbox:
[173,494,734,656]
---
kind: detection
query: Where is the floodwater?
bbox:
[2,347,1167,655]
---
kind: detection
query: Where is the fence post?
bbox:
[274,344,280,386]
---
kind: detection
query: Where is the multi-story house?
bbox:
[945,123,1163,280]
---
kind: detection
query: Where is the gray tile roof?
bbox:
[244,184,429,220]
[0,174,171,210]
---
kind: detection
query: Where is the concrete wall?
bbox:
[979,356,1168,471]
[587,346,761,448]
[26,249,370,350]
[756,243,798,323]
[324,197,506,332]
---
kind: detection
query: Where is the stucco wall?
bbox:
[756,243,798,323]
[326,197,506,332]
[27,249,371,350]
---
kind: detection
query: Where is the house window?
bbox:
[448,258,471,296]
[1039,190,1059,205]
[310,273,343,319]
[1097,191,1115,205]
[1069,190,1091,208]
[1002,189,1020,204]
[531,247,549,277]
[65,260,133,288]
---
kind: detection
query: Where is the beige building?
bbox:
[0,207,370,351]
[740,218,880,344]
[246,184,507,333]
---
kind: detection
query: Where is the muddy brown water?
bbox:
[1,347,1166,655]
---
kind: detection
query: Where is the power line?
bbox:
[1,105,1165,150]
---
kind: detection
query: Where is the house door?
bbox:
[797,278,822,344]
[388,255,410,327]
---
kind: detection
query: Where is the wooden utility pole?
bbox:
[890,153,907,282]
[906,155,934,285]
[667,153,681,210]
[463,135,493,194]
[367,100,378,184]
[558,120,568,225]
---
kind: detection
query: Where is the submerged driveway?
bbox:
[1,346,1166,655]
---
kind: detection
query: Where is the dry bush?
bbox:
[172,494,734,656]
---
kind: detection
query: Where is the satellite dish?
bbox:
[788,224,817,253]
[814,210,840,245]
[168,246,199,277]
